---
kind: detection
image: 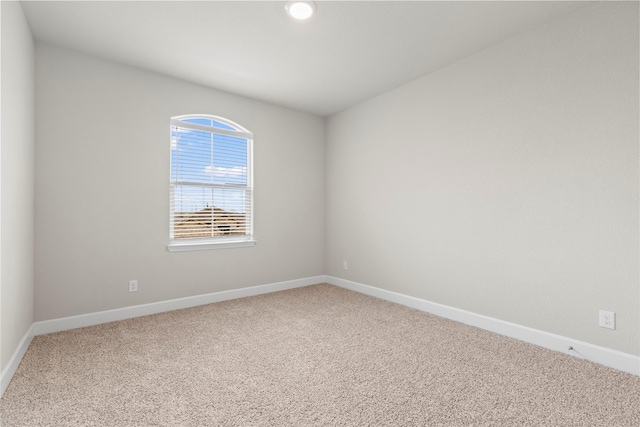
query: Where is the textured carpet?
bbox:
[1,284,639,426]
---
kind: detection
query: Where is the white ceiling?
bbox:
[21,1,591,116]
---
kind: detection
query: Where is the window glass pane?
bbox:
[172,185,213,215]
[171,186,249,239]
[213,187,248,214]
[172,185,214,239]
[182,117,213,127]
[213,134,248,185]
[171,127,213,183]
[213,120,236,131]
[213,187,249,236]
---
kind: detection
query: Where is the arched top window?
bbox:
[168,115,254,251]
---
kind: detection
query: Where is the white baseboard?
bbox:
[327,276,640,377]
[33,276,326,336]
[2,276,325,399]
[1,324,34,397]
[3,274,636,400]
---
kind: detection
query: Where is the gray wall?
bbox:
[1,1,35,373]
[325,2,639,355]
[34,44,325,321]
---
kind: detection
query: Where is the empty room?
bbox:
[1,0,639,425]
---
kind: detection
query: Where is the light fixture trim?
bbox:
[285,1,317,20]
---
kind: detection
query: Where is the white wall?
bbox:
[325,2,639,355]
[1,1,35,373]
[34,44,325,321]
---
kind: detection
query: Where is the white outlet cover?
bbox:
[599,310,615,330]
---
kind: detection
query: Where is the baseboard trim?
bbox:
[2,276,324,399]
[327,276,639,376]
[33,276,326,336]
[1,324,34,397]
[4,274,635,400]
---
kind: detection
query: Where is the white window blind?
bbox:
[169,115,254,251]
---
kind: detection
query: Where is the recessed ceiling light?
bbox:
[285,1,316,20]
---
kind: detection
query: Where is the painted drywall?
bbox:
[325,2,639,355]
[34,44,325,321]
[1,1,35,373]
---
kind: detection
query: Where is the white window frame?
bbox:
[167,114,255,252]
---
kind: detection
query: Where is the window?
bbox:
[168,115,254,251]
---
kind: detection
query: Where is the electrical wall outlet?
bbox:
[343,261,348,270]
[128,280,138,293]
[599,310,615,330]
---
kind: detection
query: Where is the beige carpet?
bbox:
[1,284,639,426]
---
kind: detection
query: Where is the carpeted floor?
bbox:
[1,283,639,426]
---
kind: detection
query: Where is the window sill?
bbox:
[167,238,256,252]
